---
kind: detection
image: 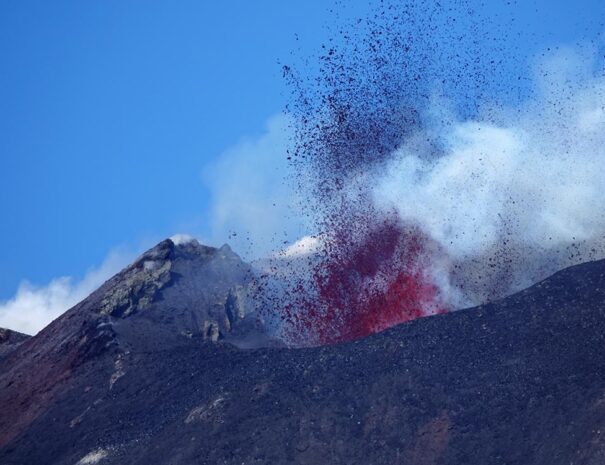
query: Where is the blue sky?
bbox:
[0,0,603,304]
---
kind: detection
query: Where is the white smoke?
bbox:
[275,235,322,258]
[169,233,197,246]
[204,113,311,259]
[0,249,132,335]
[373,45,605,305]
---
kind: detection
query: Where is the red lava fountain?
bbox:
[265,2,487,346]
[277,218,447,346]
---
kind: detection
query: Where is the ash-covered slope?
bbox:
[0,238,265,453]
[0,328,30,361]
[2,242,605,465]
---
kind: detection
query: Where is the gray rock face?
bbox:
[96,239,258,341]
[3,243,605,465]
[99,242,173,318]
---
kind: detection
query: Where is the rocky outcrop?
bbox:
[95,239,258,341]
[99,240,173,318]
[0,327,30,360]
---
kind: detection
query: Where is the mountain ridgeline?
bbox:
[1,238,605,464]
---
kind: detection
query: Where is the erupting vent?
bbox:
[277,220,446,345]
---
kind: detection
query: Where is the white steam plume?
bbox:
[374,45,605,305]
[204,113,310,259]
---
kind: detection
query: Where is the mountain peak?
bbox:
[94,238,249,323]
[98,239,174,319]
[0,238,268,447]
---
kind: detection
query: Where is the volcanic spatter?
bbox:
[276,218,446,346]
[256,1,523,346]
[257,2,475,345]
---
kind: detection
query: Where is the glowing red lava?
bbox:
[279,219,447,346]
[274,4,464,346]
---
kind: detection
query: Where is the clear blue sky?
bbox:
[0,0,603,299]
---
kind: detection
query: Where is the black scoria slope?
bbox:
[2,241,605,465]
[0,328,30,361]
[0,238,263,457]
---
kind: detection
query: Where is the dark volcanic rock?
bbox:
[0,238,265,451]
[96,238,258,342]
[0,328,29,361]
[2,242,605,464]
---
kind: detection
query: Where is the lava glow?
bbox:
[257,1,510,346]
[274,219,447,346]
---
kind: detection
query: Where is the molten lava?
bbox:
[267,2,473,346]
[278,219,447,346]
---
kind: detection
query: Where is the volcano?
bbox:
[2,238,605,464]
